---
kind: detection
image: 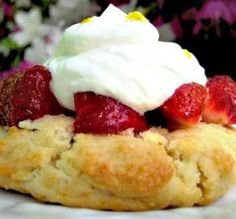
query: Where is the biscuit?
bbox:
[0,115,236,210]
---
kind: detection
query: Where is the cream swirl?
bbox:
[45,4,207,114]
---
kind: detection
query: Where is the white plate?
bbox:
[1,186,236,219]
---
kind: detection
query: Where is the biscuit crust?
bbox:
[0,115,236,210]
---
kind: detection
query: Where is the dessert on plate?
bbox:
[0,5,236,211]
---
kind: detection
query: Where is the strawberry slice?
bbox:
[202,75,236,125]
[74,92,149,134]
[160,83,208,130]
[0,65,64,126]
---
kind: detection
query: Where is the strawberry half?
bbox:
[74,92,149,134]
[160,82,208,130]
[202,75,236,125]
[0,65,65,126]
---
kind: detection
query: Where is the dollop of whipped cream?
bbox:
[45,4,207,114]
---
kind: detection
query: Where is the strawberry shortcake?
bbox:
[0,5,236,211]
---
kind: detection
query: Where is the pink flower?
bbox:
[182,0,236,36]
[0,60,33,79]
[152,16,164,27]
[181,8,201,35]
[171,16,183,39]
[199,0,236,24]
[3,2,14,19]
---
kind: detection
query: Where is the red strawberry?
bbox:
[202,75,236,125]
[160,82,208,130]
[0,65,64,126]
[74,92,149,134]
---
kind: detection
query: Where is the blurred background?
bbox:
[0,0,236,79]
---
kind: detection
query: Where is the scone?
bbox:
[0,5,236,211]
[1,116,236,210]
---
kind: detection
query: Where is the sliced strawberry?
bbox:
[202,75,236,125]
[74,92,149,134]
[0,65,65,126]
[160,82,208,130]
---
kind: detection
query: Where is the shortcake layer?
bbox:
[0,115,235,210]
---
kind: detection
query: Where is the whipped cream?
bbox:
[45,4,207,114]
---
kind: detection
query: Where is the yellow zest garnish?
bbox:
[81,16,94,24]
[126,11,148,22]
[183,49,192,59]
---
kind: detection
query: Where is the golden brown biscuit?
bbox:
[0,114,236,210]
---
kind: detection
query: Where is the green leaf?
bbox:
[0,9,3,23]
[12,54,21,68]
[0,38,19,50]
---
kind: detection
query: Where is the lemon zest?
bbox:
[183,49,192,59]
[81,17,94,24]
[126,11,148,22]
